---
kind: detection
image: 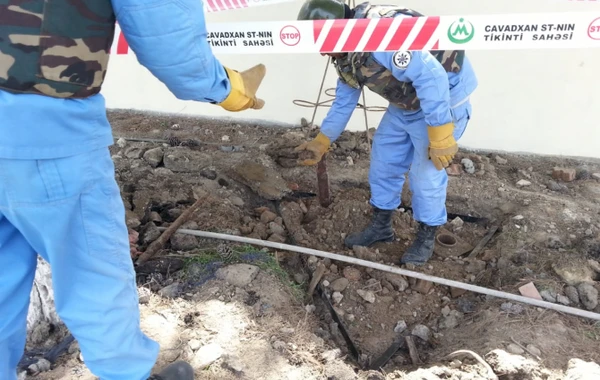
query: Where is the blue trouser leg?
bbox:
[0,215,38,380]
[369,109,414,210]
[0,148,160,380]
[369,101,472,226]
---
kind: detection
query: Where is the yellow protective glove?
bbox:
[219,64,266,112]
[427,122,458,170]
[294,132,331,166]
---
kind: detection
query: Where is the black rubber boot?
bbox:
[400,222,439,266]
[148,361,194,380]
[344,207,395,248]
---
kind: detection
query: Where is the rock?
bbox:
[450,217,464,231]
[142,147,164,167]
[385,274,409,291]
[116,138,127,148]
[231,160,291,200]
[516,179,532,187]
[394,320,407,333]
[158,282,181,298]
[294,273,308,284]
[506,343,525,355]
[343,267,361,281]
[450,287,468,298]
[272,340,287,352]
[439,310,463,329]
[411,325,431,342]
[124,145,144,159]
[268,221,285,236]
[170,234,198,251]
[357,289,375,303]
[592,173,600,181]
[188,339,201,351]
[332,292,344,304]
[222,354,244,374]
[553,261,596,286]
[441,306,451,316]
[446,163,463,176]
[500,302,524,314]
[215,264,260,287]
[138,287,151,304]
[588,259,600,274]
[495,155,508,165]
[564,358,600,379]
[461,158,475,174]
[321,348,342,362]
[565,286,580,304]
[230,196,244,207]
[200,168,217,180]
[139,222,161,245]
[553,167,577,182]
[149,211,162,223]
[465,259,486,274]
[267,234,286,243]
[412,279,433,294]
[526,344,541,357]
[331,277,350,292]
[28,358,51,373]
[486,349,547,379]
[547,180,568,192]
[556,294,571,305]
[577,282,598,310]
[192,343,223,369]
[163,147,212,172]
[260,210,278,224]
[540,289,557,303]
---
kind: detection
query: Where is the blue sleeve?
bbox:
[111,0,230,103]
[371,51,452,127]
[320,79,361,142]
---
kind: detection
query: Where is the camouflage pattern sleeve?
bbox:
[319,78,361,142]
[111,0,230,103]
[371,51,452,128]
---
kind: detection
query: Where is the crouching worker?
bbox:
[0,0,265,379]
[294,0,477,266]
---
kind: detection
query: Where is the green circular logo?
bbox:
[448,18,474,44]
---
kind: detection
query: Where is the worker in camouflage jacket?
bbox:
[0,1,265,379]
[295,0,478,266]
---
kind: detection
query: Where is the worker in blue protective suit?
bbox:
[0,0,265,379]
[295,0,477,266]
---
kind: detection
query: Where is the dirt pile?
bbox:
[21,110,600,379]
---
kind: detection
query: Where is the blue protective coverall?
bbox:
[0,1,232,379]
[321,51,478,226]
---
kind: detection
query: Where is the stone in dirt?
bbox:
[394,320,407,333]
[576,282,598,310]
[169,234,198,251]
[461,158,475,174]
[193,343,223,369]
[260,210,278,224]
[139,222,161,245]
[411,325,431,342]
[526,344,542,357]
[556,294,571,305]
[216,264,260,287]
[592,173,600,181]
[142,147,164,168]
[486,349,549,378]
[506,343,525,355]
[231,160,291,200]
[539,289,557,303]
[385,273,409,291]
[163,147,212,172]
[158,282,181,298]
[564,358,600,379]
[553,261,596,286]
[438,310,463,330]
[552,167,577,182]
[495,155,508,164]
[331,277,350,292]
[516,179,532,187]
[332,292,344,304]
[343,266,361,281]
[446,163,463,176]
[357,289,375,303]
[412,279,433,294]
[222,354,244,374]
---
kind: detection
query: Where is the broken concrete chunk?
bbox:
[231,160,291,200]
[192,343,223,369]
[357,289,375,303]
[143,147,164,168]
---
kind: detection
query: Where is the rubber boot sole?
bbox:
[344,232,395,249]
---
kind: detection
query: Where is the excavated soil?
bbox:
[22,109,600,380]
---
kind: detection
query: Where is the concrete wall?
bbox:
[101,0,600,158]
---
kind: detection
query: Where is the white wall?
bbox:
[102,0,600,158]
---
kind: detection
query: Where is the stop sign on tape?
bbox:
[589,17,600,40]
[280,25,301,46]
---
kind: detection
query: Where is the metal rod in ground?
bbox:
[316,155,332,207]
[161,227,600,322]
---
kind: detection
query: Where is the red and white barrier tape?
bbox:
[203,0,294,13]
[112,11,600,55]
